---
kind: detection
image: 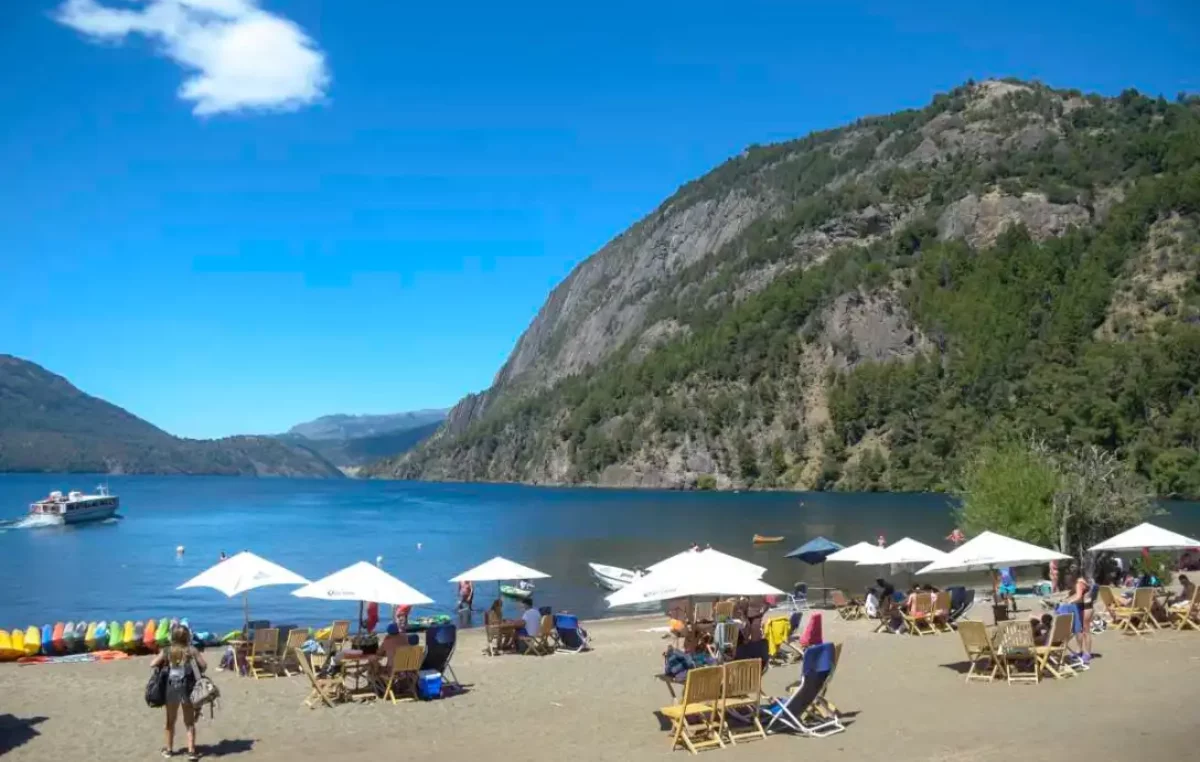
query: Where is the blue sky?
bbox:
[2,1,1198,438]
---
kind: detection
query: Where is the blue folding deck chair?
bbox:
[553,614,590,653]
[421,624,461,690]
[761,642,845,738]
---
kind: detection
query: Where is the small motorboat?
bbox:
[499,583,535,601]
[752,534,785,544]
[587,562,641,591]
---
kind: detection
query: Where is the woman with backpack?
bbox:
[150,625,207,760]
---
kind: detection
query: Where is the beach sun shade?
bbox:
[646,548,767,579]
[177,551,309,597]
[448,556,550,583]
[293,562,434,607]
[857,537,946,567]
[1088,522,1200,552]
[917,531,1069,576]
[825,541,881,563]
[177,551,309,629]
[607,555,784,607]
[785,537,844,565]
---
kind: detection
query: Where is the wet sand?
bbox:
[2,607,1198,761]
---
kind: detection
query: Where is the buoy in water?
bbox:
[416,542,422,551]
[176,545,185,555]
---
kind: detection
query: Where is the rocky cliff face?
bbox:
[367,80,1200,496]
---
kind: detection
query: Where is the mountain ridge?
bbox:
[0,355,343,478]
[367,79,1200,498]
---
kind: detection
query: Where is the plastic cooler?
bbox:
[417,670,442,700]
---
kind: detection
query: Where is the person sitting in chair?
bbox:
[519,599,540,638]
[1171,574,1196,607]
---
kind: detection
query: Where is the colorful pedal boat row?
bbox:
[0,618,189,660]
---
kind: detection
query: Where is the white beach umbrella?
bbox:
[292,561,434,607]
[826,541,881,563]
[449,556,550,582]
[1088,522,1200,552]
[607,552,784,607]
[917,531,1069,575]
[177,551,309,628]
[646,548,767,579]
[858,537,947,567]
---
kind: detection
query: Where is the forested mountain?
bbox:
[365,80,1200,498]
[277,421,443,469]
[0,355,343,477]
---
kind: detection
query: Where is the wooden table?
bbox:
[338,650,379,701]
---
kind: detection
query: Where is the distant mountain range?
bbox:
[281,410,448,468]
[0,355,342,478]
[287,410,447,440]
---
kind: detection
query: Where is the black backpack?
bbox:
[145,666,167,708]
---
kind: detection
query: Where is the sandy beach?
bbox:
[3,604,1199,762]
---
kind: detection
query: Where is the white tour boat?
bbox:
[29,486,119,525]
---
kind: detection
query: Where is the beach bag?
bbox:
[145,666,167,708]
[189,659,220,718]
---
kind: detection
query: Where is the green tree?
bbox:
[956,440,1059,546]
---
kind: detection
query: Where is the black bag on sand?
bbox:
[145,666,167,708]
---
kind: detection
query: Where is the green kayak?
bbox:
[500,585,534,600]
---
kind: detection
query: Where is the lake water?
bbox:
[2,474,1198,634]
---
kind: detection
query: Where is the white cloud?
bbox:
[55,0,330,116]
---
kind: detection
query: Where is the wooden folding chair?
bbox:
[518,615,554,656]
[901,594,936,636]
[279,629,310,676]
[249,627,280,678]
[1130,587,1159,633]
[694,601,715,623]
[713,601,735,621]
[956,621,1000,684]
[1099,586,1137,633]
[380,645,425,704]
[295,648,346,709]
[995,620,1039,684]
[709,621,741,662]
[1034,614,1076,680]
[873,598,903,634]
[312,620,350,669]
[1170,586,1200,631]
[719,659,766,745]
[831,590,863,620]
[931,591,953,633]
[660,665,725,754]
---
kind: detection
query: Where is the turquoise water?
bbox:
[1,474,1197,634]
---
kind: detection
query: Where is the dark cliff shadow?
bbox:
[0,714,48,756]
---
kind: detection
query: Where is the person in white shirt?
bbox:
[520,600,541,638]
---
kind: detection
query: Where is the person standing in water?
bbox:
[150,625,207,761]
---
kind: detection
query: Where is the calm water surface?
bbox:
[2,475,1197,633]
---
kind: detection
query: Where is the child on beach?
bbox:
[150,625,207,761]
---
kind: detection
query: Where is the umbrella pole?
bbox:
[821,562,828,608]
[242,592,249,634]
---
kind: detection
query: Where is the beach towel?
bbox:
[799,612,823,648]
[1056,603,1082,635]
[764,617,789,657]
[801,641,834,674]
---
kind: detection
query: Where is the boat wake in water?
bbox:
[2,514,66,530]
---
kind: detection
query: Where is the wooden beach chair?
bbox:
[659,665,725,753]
[249,627,280,679]
[1130,587,1159,633]
[831,590,863,620]
[694,601,715,623]
[995,620,1039,684]
[279,629,310,676]
[709,621,740,663]
[718,659,766,745]
[1099,587,1138,634]
[380,645,425,704]
[295,648,346,709]
[518,615,554,656]
[901,594,936,636]
[1170,586,1200,631]
[931,591,953,633]
[873,598,903,634]
[713,601,735,621]
[1034,614,1076,680]
[312,620,350,669]
[956,621,1000,684]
